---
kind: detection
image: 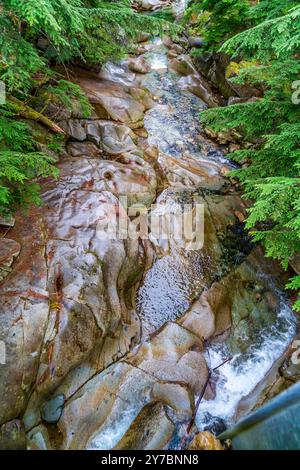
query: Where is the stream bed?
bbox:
[88,41,297,449]
[0,6,296,451]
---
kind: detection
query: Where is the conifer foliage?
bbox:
[0,0,165,216]
[186,0,300,309]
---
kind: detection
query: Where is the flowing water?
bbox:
[1,3,297,452]
[139,41,296,435]
[88,38,296,449]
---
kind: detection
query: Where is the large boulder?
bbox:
[188,432,223,450]
[158,152,226,191]
[178,74,219,108]
[37,322,208,449]
[114,402,175,450]
[75,75,147,128]
[128,57,151,74]
[86,121,137,154]
[0,151,156,428]
[169,55,198,76]
[0,221,50,424]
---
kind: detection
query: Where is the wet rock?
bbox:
[41,394,65,424]
[265,291,279,312]
[202,412,227,435]
[75,73,146,128]
[177,74,219,108]
[136,0,168,11]
[172,36,190,49]
[228,81,263,100]
[128,57,151,74]
[0,146,154,426]
[0,223,49,424]
[27,424,52,450]
[52,153,156,206]
[145,145,159,160]
[179,298,216,340]
[159,153,225,191]
[36,143,62,164]
[128,322,209,395]
[54,321,209,449]
[282,358,300,384]
[234,210,246,223]
[0,30,294,452]
[162,35,174,48]
[0,239,21,282]
[152,382,193,418]
[167,50,179,60]
[67,141,103,158]
[188,37,205,49]
[99,62,136,87]
[229,143,241,153]
[0,420,26,450]
[56,362,148,449]
[0,216,15,228]
[290,254,300,275]
[129,87,153,110]
[218,251,282,351]
[37,37,50,51]
[169,55,198,76]
[220,166,231,176]
[228,96,260,106]
[194,52,235,100]
[86,120,137,154]
[114,402,175,450]
[136,32,151,43]
[60,119,86,141]
[196,283,231,338]
[188,431,223,450]
[134,127,148,138]
[168,44,186,56]
[204,126,242,144]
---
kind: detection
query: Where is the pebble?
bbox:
[41,394,65,424]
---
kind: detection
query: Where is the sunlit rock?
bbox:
[75,74,146,128]
[188,431,223,450]
[152,382,194,418]
[114,402,175,450]
[128,57,151,74]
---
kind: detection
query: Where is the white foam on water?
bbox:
[100,62,135,86]
[88,25,296,449]
[87,405,140,450]
[86,366,154,450]
[196,303,296,429]
[149,53,168,71]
